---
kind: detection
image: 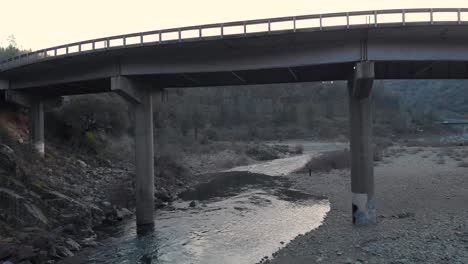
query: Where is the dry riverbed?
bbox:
[264,146,468,264]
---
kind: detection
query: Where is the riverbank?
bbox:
[0,137,297,263]
[266,145,468,264]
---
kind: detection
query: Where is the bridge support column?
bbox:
[30,99,45,157]
[111,76,155,232]
[4,91,45,157]
[348,61,376,225]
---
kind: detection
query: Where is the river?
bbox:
[85,141,346,264]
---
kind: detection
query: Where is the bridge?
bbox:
[1,8,468,231]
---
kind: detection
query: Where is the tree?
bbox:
[7,35,17,49]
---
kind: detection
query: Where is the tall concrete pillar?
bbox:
[111,76,155,232]
[134,88,155,230]
[348,61,375,225]
[30,99,45,157]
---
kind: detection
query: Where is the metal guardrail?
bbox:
[1,8,468,71]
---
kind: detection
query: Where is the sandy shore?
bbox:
[266,146,468,264]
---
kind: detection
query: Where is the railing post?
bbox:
[123,37,127,47]
[346,12,350,29]
[106,38,110,49]
[458,8,461,24]
[430,9,433,25]
[320,14,323,30]
[293,16,296,32]
[178,29,182,42]
[159,31,162,44]
[268,19,271,33]
[374,11,378,27]
[65,46,69,54]
[92,41,95,50]
[140,35,144,45]
[79,44,82,52]
[402,9,406,26]
[221,24,224,38]
[54,49,57,56]
[244,22,247,36]
[199,27,202,40]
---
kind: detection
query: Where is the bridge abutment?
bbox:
[111,76,156,232]
[348,61,376,225]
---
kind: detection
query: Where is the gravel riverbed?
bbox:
[265,146,468,264]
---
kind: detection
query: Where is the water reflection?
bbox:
[88,172,330,264]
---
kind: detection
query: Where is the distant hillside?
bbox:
[384,80,468,120]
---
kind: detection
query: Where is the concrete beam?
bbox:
[111,76,142,104]
[350,61,374,99]
[348,61,375,226]
[4,90,62,110]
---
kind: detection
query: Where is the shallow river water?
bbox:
[86,172,329,264]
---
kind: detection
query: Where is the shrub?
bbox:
[46,94,130,153]
[205,129,218,141]
[296,149,350,173]
[245,144,279,161]
[292,144,304,154]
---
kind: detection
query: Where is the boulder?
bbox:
[76,160,88,168]
[65,238,81,251]
[55,245,74,258]
[0,188,48,228]
[0,144,15,172]
[116,207,133,220]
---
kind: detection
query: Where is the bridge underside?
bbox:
[3,60,468,97]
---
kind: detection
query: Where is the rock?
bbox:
[81,235,98,247]
[189,201,198,207]
[0,144,15,172]
[397,212,415,219]
[116,208,133,220]
[63,224,77,234]
[56,245,74,258]
[17,245,37,261]
[76,160,88,168]
[65,238,81,251]
[0,188,48,228]
[140,254,152,264]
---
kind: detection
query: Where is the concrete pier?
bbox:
[348,61,376,225]
[30,99,45,157]
[134,88,155,230]
[111,76,155,231]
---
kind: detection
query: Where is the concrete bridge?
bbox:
[2,8,468,231]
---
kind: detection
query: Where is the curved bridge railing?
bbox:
[2,8,468,71]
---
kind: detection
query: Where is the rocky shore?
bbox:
[0,141,195,264]
[0,137,296,264]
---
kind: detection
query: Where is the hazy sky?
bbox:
[2,0,468,50]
